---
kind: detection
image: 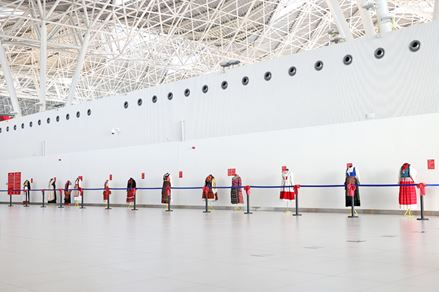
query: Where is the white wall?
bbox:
[0,22,439,211]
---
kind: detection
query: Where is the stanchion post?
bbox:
[293,186,301,216]
[203,197,210,213]
[80,190,85,209]
[58,189,64,208]
[24,190,29,207]
[166,187,173,212]
[417,192,429,221]
[244,186,252,215]
[131,189,138,211]
[8,193,12,207]
[105,192,111,210]
[41,190,46,208]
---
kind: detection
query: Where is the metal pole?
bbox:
[80,190,85,209]
[293,190,301,217]
[417,195,429,221]
[8,194,12,207]
[166,188,173,212]
[203,197,210,213]
[105,192,111,210]
[41,190,46,208]
[244,192,252,214]
[131,189,138,211]
[24,190,29,207]
[58,189,64,208]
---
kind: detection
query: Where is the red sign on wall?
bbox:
[178,171,183,178]
[141,172,145,179]
[282,166,287,172]
[7,172,21,195]
[347,163,353,168]
[109,174,113,181]
[428,159,435,170]
[227,168,236,176]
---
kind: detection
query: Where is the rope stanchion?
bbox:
[58,189,64,209]
[80,189,85,209]
[41,190,46,208]
[24,189,30,207]
[8,193,12,207]
[293,185,301,217]
[105,194,111,210]
[417,183,429,221]
[244,186,252,214]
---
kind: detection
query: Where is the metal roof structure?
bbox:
[0,0,437,116]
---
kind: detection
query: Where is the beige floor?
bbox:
[0,204,438,292]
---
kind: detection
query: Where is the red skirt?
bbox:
[280,190,295,200]
[127,189,136,203]
[103,188,111,201]
[399,178,417,206]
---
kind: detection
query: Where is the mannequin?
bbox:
[202,174,217,201]
[280,168,295,201]
[126,178,136,204]
[345,165,360,209]
[103,180,111,201]
[231,174,243,204]
[399,163,417,215]
[161,173,171,204]
[64,180,72,205]
[48,178,57,204]
[23,180,31,205]
[73,177,83,206]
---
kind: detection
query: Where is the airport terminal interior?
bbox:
[1,1,439,291]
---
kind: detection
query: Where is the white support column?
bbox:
[375,0,392,33]
[39,20,47,111]
[0,39,22,117]
[66,30,91,104]
[434,0,439,20]
[356,0,376,37]
[325,0,354,41]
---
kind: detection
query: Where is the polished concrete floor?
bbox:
[0,205,438,292]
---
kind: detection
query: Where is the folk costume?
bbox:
[126,178,136,203]
[280,169,295,200]
[103,180,111,201]
[23,180,31,205]
[73,177,83,205]
[345,166,360,207]
[231,174,243,204]
[48,178,57,203]
[161,173,171,204]
[64,180,72,205]
[202,174,218,201]
[399,163,417,209]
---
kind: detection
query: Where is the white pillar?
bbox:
[325,0,354,41]
[0,39,22,116]
[375,0,392,33]
[434,0,439,20]
[39,21,47,111]
[356,0,376,37]
[67,30,91,104]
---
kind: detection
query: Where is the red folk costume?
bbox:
[73,177,83,204]
[231,174,243,204]
[64,180,72,205]
[161,173,171,204]
[126,178,136,203]
[399,163,417,208]
[280,169,295,200]
[202,175,218,200]
[103,180,111,201]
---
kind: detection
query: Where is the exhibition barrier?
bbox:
[1,182,434,220]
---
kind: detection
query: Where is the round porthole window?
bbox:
[0,128,2,133]
[87,109,92,116]
[29,121,33,127]
[66,114,70,120]
[13,125,17,130]
[242,76,249,85]
[221,81,228,89]
[374,48,385,59]
[288,66,297,76]
[152,95,158,103]
[409,40,420,52]
[6,126,9,132]
[184,89,190,97]
[202,85,208,93]
[124,101,128,109]
[38,120,41,126]
[56,116,60,122]
[264,71,272,81]
[168,92,173,100]
[314,60,324,71]
[21,123,24,129]
[137,99,143,106]
[343,54,353,65]
[76,111,80,118]
[46,118,50,124]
